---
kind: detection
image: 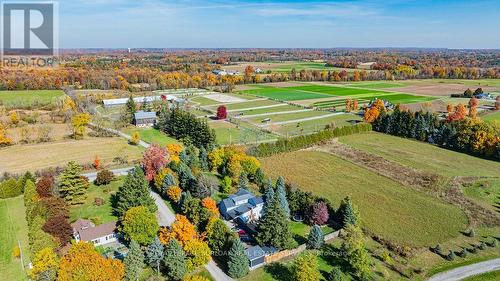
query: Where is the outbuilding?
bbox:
[134,111,157,127]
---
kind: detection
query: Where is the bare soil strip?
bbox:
[312,140,500,227]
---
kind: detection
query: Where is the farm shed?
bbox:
[134,111,157,127]
[102,95,184,108]
[245,245,278,268]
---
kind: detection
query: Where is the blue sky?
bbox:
[59,0,500,49]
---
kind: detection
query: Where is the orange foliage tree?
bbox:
[201,198,219,216]
[447,103,468,122]
[364,107,380,123]
[58,242,124,281]
[93,156,101,170]
[469,98,479,118]
[159,215,197,247]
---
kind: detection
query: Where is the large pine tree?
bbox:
[124,240,144,281]
[114,166,157,216]
[227,239,249,278]
[275,176,290,217]
[163,239,187,281]
[338,197,358,227]
[58,161,88,205]
[257,188,293,250]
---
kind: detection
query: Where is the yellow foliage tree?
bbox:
[12,246,20,259]
[184,276,210,281]
[154,168,174,190]
[71,113,91,139]
[184,240,211,271]
[167,186,182,203]
[29,247,59,280]
[10,111,19,126]
[167,143,184,163]
[0,123,13,147]
[130,131,140,145]
[58,242,124,281]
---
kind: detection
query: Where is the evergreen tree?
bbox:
[124,240,144,281]
[20,171,35,192]
[177,163,195,191]
[227,239,249,278]
[238,172,249,190]
[163,239,187,281]
[145,236,164,275]
[307,224,324,249]
[114,166,157,216]
[342,225,371,280]
[338,197,358,227]
[161,173,176,194]
[257,190,293,250]
[275,176,290,217]
[125,96,137,124]
[207,219,233,258]
[327,267,344,281]
[199,147,209,171]
[58,161,88,205]
[262,179,275,215]
[254,168,266,191]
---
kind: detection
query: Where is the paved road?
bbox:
[149,190,175,227]
[427,258,500,281]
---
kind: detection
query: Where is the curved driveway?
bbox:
[427,258,500,281]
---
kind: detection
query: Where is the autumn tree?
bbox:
[124,240,144,281]
[129,132,140,145]
[495,96,500,110]
[447,103,468,122]
[29,247,59,281]
[167,186,182,203]
[364,106,380,123]
[58,162,88,205]
[184,239,211,271]
[159,215,197,247]
[216,105,228,120]
[163,239,187,281]
[71,113,91,139]
[290,251,321,281]
[36,174,54,198]
[145,236,164,275]
[120,206,159,246]
[58,242,124,281]
[114,166,157,216]
[468,97,479,119]
[0,123,13,147]
[141,144,169,181]
[42,215,73,246]
[227,239,249,278]
[308,201,329,226]
[94,169,115,186]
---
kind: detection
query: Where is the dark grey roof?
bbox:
[220,198,235,209]
[245,246,265,261]
[134,111,157,120]
[249,196,263,206]
[231,189,254,202]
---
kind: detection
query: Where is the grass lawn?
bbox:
[231,105,300,116]
[482,110,500,122]
[123,127,180,146]
[210,121,275,145]
[260,151,467,247]
[70,178,124,224]
[241,87,331,101]
[338,132,500,178]
[271,113,362,136]
[0,196,29,281]
[345,82,407,89]
[190,96,223,106]
[0,90,64,109]
[463,270,500,281]
[221,100,282,111]
[289,221,334,245]
[247,110,330,124]
[0,137,144,173]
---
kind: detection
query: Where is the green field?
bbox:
[70,178,124,224]
[190,96,223,106]
[338,133,500,178]
[463,270,500,281]
[344,82,407,89]
[270,62,360,73]
[260,151,467,247]
[0,90,64,109]
[220,100,282,111]
[210,121,276,145]
[241,84,436,104]
[231,105,300,116]
[123,127,180,146]
[273,114,362,136]
[0,196,29,281]
[482,110,500,122]
[247,110,330,124]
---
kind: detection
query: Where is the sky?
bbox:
[57,0,500,49]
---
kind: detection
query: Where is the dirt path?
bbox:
[312,140,500,227]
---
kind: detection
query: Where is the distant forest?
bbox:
[1,49,498,91]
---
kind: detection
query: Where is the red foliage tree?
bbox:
[141,144,169,181]
[308,201,329,226]
[41,197,70,219]
[216,105,228,120]
[36,175,55,198]
[42,215,73,246]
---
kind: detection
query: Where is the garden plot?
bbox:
[247,110,332,124]
[209,99,281,111]
[273,113,362,136]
